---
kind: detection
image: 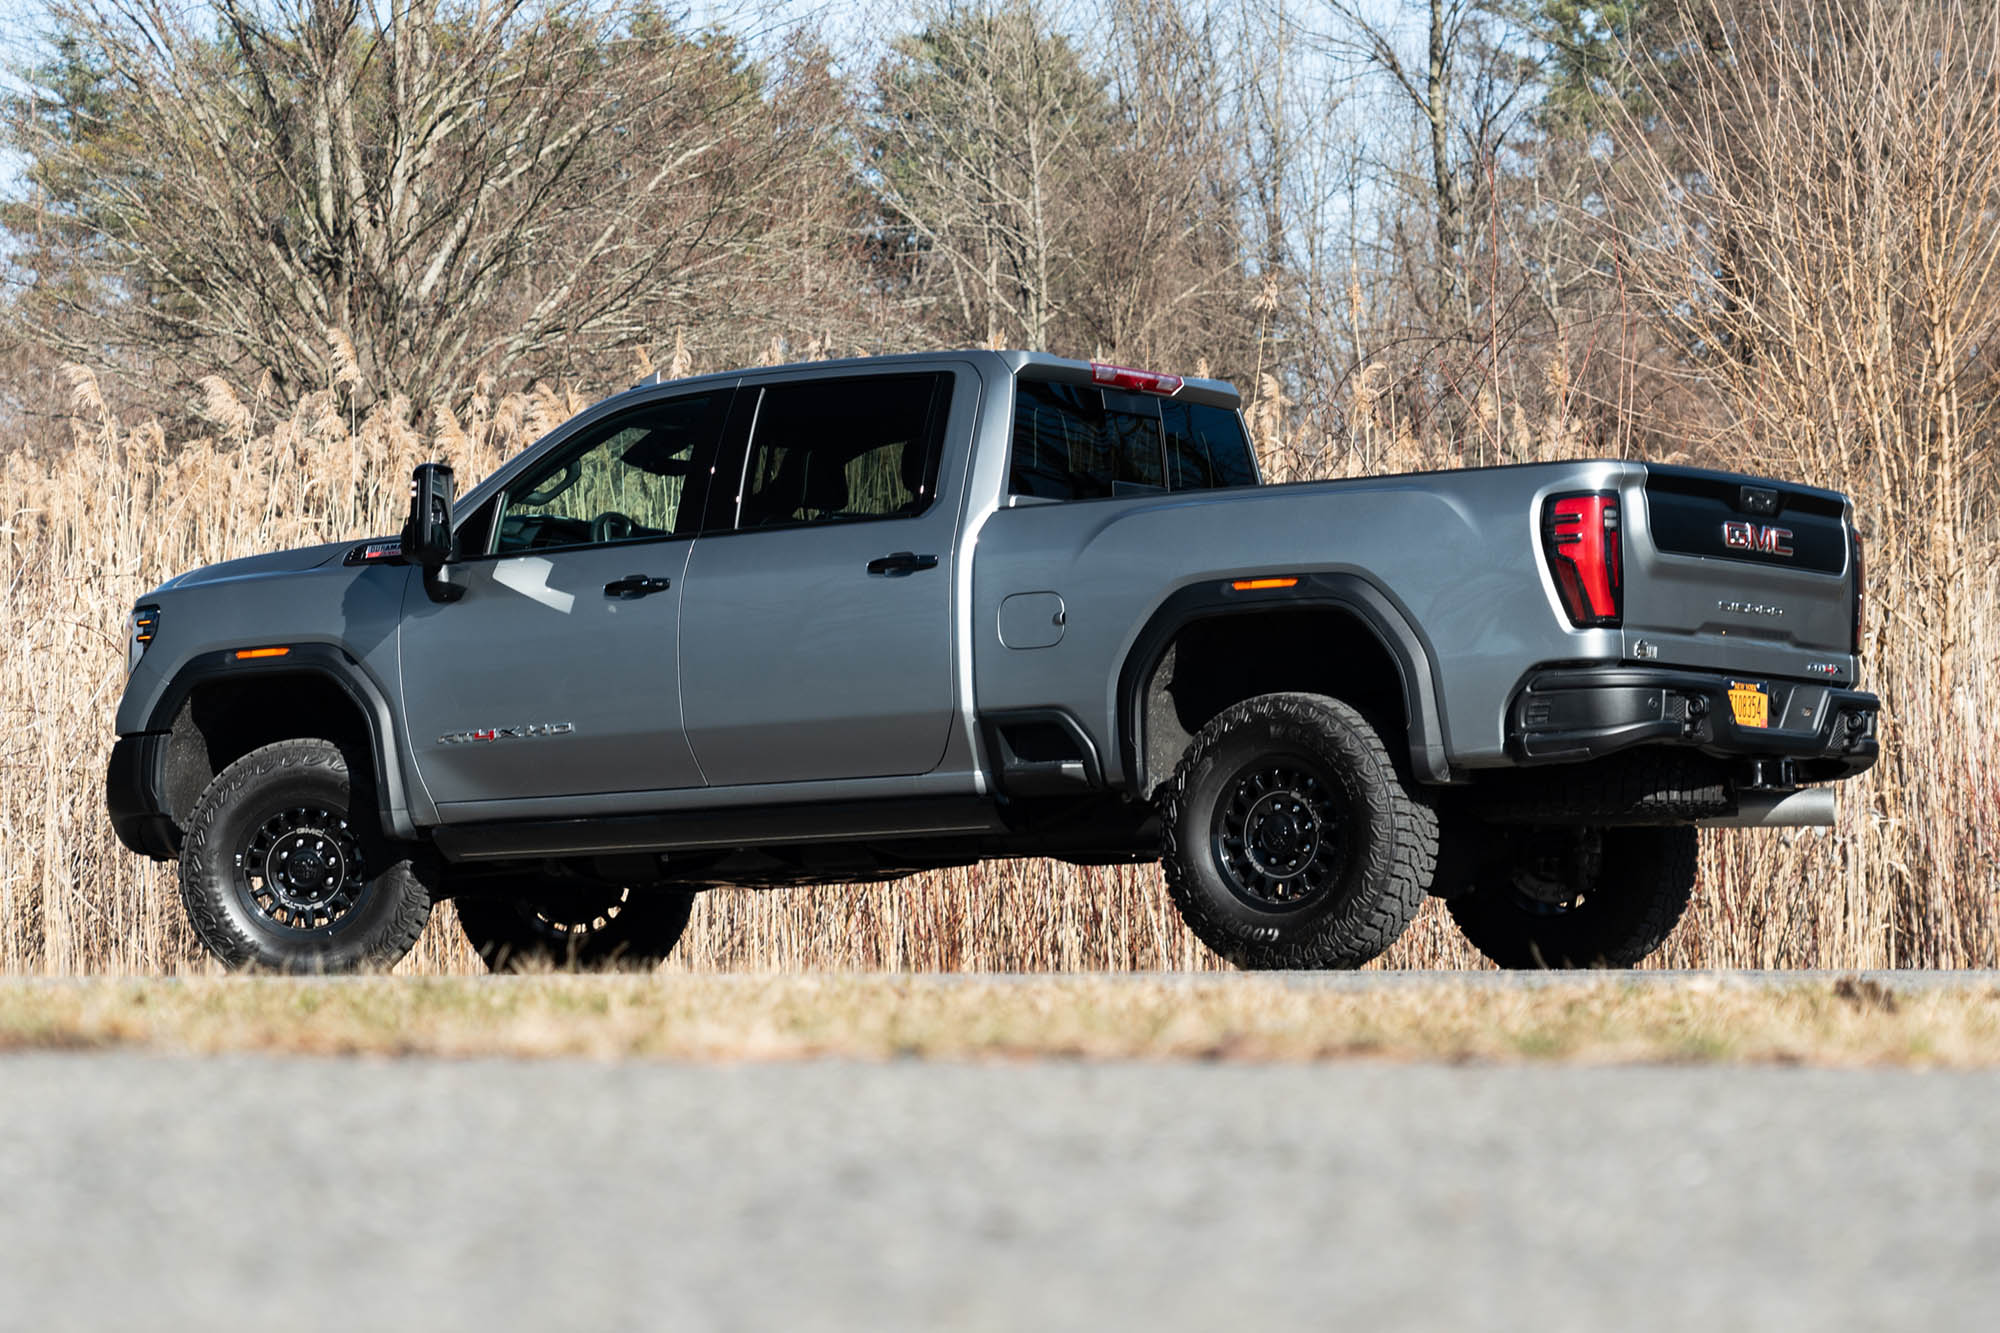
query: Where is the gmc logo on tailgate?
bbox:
[1722,520,1793,557]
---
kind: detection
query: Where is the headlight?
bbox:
[127,606,160,674]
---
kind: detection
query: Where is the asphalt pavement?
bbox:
[1,1050,1995,1331]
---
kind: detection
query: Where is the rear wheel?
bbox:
[1446,825,1697,968]
[454,877,696,972]
[1160,692,1437,970]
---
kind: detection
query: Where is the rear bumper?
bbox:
[1508,666,1879,781]
[106,733,180,860]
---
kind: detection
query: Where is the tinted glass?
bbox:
[736,373,951,528]
[1163,400,1259,490]
[1011,381,1167,500]
[496,392,727,554]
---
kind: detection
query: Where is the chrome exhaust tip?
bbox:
[1698,787,1837,828]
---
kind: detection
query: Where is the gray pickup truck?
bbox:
[107,350,1878,972]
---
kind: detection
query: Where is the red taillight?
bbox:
[1090,362,1184,396]
[1541,492,1622,627]
[1850,526,1866,655]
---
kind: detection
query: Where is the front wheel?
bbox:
[454,877,696,972]
[1160,692,1438,970]
[1446,825,1697,968]
[178,739,434,972]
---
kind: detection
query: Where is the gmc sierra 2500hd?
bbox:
[107,350,1878,972]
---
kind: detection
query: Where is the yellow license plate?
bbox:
[1728,682,1770,729]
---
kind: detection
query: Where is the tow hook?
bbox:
[1699,756,1837,828]
[1680,692,1709,740]
[1740,757,1797,791]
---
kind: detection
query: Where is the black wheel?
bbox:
[1160,692,1438,970]
[1446,825,1697,968]
[178,739,433,972]
[454,876,696,972]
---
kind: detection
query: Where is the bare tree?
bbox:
[868,0,1257,373]
[870,0,1113,351]
[1615,0,2000,537]
[1317,0,1535,325]
[2,0,838,412]
[1075,0,1260,373]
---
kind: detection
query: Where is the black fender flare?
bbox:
[143,643,419,841]
[1116,573,1452,793]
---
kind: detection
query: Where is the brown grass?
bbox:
[3,974,1996,1065]
[0,358,1993,975]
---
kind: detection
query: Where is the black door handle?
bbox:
[604,574,672,598]
[867,551,939,577]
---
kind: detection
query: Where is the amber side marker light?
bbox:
[1231,577,1300,591]
[234,647,292,660]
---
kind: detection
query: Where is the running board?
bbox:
[430,797,1008,862]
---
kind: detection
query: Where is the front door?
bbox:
[398,387,732,810]
[678,369,962,787]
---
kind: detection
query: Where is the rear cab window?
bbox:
[728,373,954,530]
[1163,400,1259,491]
[1010,376,1256,500]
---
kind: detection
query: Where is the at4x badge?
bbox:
[437,721,575,745]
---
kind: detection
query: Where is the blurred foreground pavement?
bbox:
[0,1054,1994,1331]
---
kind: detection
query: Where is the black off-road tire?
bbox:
[1447,825,1697,969]
[178,739,433,973]
[1160,692,1438,970]
[454,878,697,972]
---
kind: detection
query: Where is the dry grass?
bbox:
[0,353,1995,975]
[2,973,1996,1065]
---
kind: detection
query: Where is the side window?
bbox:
[1010,381,1166,500]
[735,373,952,529]
[1163,401,1259,490]
[494,391,728,555]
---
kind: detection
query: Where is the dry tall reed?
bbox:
[0,357,1990,973]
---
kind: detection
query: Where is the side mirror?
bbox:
[403,462,456,570]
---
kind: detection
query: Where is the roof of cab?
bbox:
[626,348,1242,410]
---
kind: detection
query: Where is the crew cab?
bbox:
[107,350,1878,971]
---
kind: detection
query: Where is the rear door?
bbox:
[677,367,966,787]
[398,386,731,808]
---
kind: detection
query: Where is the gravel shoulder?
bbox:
[2,970,1997,1064]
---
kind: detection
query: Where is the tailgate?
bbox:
[1620,465,1859,676]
